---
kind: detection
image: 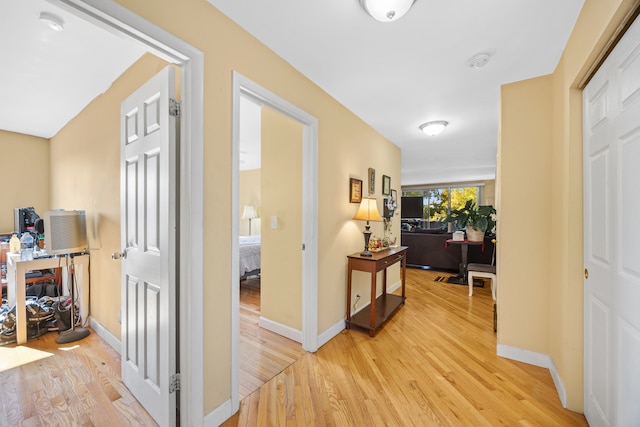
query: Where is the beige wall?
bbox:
[0,131,50,233]
[499,76,553,353]
[10,0,631,418]
[260,107,303,330]
[32,0,402,415]
[239,169,261,236]
[49,53,171,339]
[481,180,495,206]
[498,0,637,411]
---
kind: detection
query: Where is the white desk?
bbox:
[6,253,89,345]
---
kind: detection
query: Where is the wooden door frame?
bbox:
[51,1,204,425]
[231,72,319,413]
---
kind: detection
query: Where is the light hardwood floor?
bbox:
[224,268,589,426]
[0,326,156,426]
[1,268,588,426]
[239,277,306,400]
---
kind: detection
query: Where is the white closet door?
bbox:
[583,15,640,427]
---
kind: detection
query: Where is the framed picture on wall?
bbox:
[349,178,362,203]
[382,175,391,195]
[368,168,375,195]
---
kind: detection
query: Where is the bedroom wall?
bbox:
[0,130,50,232]
[239,169,261,236]
[260,107,303,330]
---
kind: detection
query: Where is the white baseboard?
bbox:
[89,317,121,354]
[259,316,303,343]
[317,318,345,349]
[497,344,552,368]
[316,280,401,350]
[548,358,567,407]
[388,279,402,294]
[203,398,233,426]
[497,344,567,408]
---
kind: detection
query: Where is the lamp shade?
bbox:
[353,197,383,222]
[242,205,258,220]
[359,0,416,22]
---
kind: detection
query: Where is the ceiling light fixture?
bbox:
[419,121,449,136]
[359,0,416,22]
[39,12,65,32]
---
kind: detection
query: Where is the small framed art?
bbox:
[350,178,362,203]
[382,175,391,195]
[368,168,375,195]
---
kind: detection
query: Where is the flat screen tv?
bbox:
[43,210,88,256]
[401,196,423,219]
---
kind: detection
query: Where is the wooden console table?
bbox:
[346,246,407,336]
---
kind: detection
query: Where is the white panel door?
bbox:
[120,66,177,427]
[583,15,640,427]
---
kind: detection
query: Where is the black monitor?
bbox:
[14,207,40,234]
[401,197,423,219]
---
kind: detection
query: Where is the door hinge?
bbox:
[169,99,181,118]
[169,373,181,393]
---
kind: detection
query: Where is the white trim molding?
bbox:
[318,319,346,349]
[497,344,567,408]
[231,72,319,415]
[259,317,303,343]
[50,1,205,425]
[89,318,121,354]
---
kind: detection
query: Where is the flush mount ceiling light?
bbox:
[419,121,449,136]
[39,11,65,32]
[467,52,491,69]
[359,0,416,22]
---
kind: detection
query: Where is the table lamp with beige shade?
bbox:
[353,197,383,257]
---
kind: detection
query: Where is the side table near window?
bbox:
[346,246,407,337]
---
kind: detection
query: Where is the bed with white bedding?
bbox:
[239,235,261,280]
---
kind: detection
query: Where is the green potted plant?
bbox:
[444,200,496,241]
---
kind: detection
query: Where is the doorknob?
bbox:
[584,268,589,279]
[112,250,127,260]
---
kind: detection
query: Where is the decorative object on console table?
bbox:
[353,197,382,257]
[382,190,398,248]
[242,205,258,235]
[349,178,362,203]
[383,189,397,220]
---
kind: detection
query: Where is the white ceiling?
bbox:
[208,0,585,185]
[1,0,584,186]
[0,0,146,139]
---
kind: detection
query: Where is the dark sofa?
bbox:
[401,231,494,271]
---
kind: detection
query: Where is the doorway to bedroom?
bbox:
[237,94,306,399]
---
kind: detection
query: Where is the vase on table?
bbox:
[466,225,485,242]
